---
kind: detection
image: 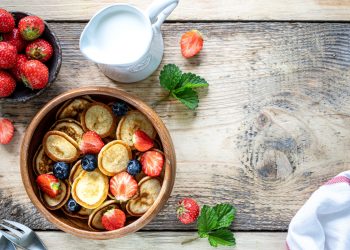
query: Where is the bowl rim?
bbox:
[5,11,62,103]
[20,87,176,239]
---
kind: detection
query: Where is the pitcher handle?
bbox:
[146,0,179,30]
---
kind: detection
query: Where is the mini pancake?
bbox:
[98,140,132,176]
[71,169,109,209]
[126,177,161,217]
[50,118,84,144]
[69,160,83,185]
[43,131,80,163]
[62,204,93,220]
[88,200,119,230]
[116,110,156,148]
[40,180,70,210]
[33,145,55,175]
[56,97,92,121]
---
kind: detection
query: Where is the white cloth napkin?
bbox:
[286,171,350,250]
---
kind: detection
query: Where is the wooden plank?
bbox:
[1,22,350,231]
[3,0,350,21]
[35,231,287,249]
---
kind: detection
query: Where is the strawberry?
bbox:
[0,42,17,69]
[101,208,126,231]
[36,174,61,198]
[21,60,49,89]
[110,172,138,202]
[26,39,53,62]
[10,54,27,82]
[3,28,27,52]
[0,71,16,97]
[80,131,105,154]
[176,198,200,224]
[180,30,204,58]
[0,9,15,33]
[0,118,14,144]
[132,130,154,152]
[140,150,164,177]
[18,15,45,41]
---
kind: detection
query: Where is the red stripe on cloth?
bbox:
[324,176,350,185]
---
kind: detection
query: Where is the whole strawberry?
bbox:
[0,9,15,33]
[3,28,27,52]
[0,42,17,69]
[0,70,16,97]
[21,60,49,89]
[26,39,53,62]
[10,54,27,82]
[18,15,45,41]
[176,198,200,224]
[0,118,14,144]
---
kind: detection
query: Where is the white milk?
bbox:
[84,10,152,65]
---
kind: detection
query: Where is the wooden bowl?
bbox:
[4,12,62,102]
[20,87,176,239]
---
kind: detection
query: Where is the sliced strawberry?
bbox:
[0,118,14,144]
[101,208,126,231]
[140,150,164,177]
[110,172,138,202]
[180,30,204,58]
[80,131,105,154]
[36,174,61,198]
[132,130,154,152]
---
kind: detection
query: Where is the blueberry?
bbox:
[53,162,70,180]
[67,198,81,212]
[112,101,128,116]
[81,154,97,171]
[127,159,142,176]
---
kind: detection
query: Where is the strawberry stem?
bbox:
[181,236,199,245]
[151,93,171,108]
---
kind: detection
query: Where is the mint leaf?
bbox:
[197,205,218,238]
[172,88,199,110]
[208,228,236,247]
[178,72,208,88]
[213,204,236,229]
[159,64,182,91]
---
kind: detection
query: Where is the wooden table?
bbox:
[1,0,350,249]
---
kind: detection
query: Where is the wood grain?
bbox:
[3,0,350,21]
[1,22,350,231]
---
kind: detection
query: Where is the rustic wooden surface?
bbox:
[3,0,350,21]
[1,1,350,249]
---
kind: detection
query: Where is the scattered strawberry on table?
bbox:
[0,8,53,98]
[180,30,204,58]
[177,198,200,224]
[0,118,14,144]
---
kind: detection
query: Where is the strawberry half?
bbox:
[36,174,61,198]
[0,118,14,144]
[80,131,105,154]
[132,130,154,152]
[110,172,138,202]
[101,208,126,231]
[176,198,200,224]
[140,150,164,177]
[180,30,204,58]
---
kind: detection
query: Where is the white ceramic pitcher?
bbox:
[80,0,179,83]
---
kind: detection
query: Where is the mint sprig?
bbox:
[159,64,208,110]
[197,204,236,247]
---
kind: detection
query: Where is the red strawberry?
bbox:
[101,208,126,231]
[176,198,200,224]
[26,39,53,62]
[0,42,17,69]
[10,54,27,81]
[110,172,138,202]
[18,15,45,41]
[140,150,164,177]
[0,9,15,33]
[3,28,27,52]
[0,118,14,144]
[80,131,105,154]
[180,30,204,58]
[36,174,61,198]
[0,71,16,97]
[21,60,49,89]
[132,130,154,152]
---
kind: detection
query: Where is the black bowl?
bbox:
[3,12,62,102]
